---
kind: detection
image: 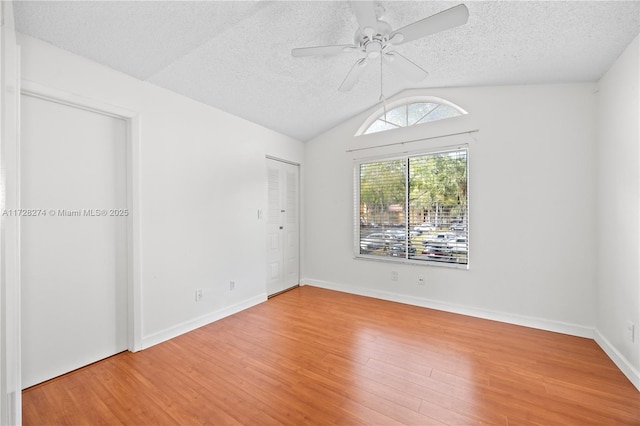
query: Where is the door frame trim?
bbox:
[265,156,301,296]
[19,80,143,352]
[265,154,300,167]
[1,5,22,421]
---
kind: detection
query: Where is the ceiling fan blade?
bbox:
[390,4,469,45]
[292,44,358,57]
[385,52,428,82]
[339,58,368,92]
[350,1,378,37]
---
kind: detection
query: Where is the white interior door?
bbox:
[20,94,128,388]
[266,158,299,296]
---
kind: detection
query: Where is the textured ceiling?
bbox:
[13,1,640,142]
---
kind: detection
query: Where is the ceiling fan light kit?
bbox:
[292,2,469,92]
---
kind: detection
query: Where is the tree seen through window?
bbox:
[358,148,468,266]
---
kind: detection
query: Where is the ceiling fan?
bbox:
[291,2,469,92]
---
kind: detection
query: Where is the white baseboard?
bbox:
[140,293,267,349]
[594,329,640,391]
[302,279,594,338]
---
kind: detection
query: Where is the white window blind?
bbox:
[356,147,468,267]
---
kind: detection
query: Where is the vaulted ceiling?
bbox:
[13,1,640,141]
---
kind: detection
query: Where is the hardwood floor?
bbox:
[23,286,640,425]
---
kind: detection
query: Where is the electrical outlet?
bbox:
[418,275,425,285]
[391,271,398,282]
[230,281,236,291]
[627,321,635,343]
[195,289,203,302]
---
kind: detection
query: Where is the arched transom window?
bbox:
[359,97,467,135]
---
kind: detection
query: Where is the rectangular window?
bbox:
[356,147,468,267]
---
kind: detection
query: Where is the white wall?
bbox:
[304,83,598,336]
[17,33,305,348]
[595,35,640,387]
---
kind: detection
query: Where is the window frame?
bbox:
[354,144,469,270]
[356,96,468,137]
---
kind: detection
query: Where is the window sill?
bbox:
[353,254,469,270]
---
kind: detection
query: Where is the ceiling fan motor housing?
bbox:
[355,20,393,59]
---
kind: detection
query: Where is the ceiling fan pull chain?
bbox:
[380,55,387,119]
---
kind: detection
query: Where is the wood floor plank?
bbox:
[23,286,640,425]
